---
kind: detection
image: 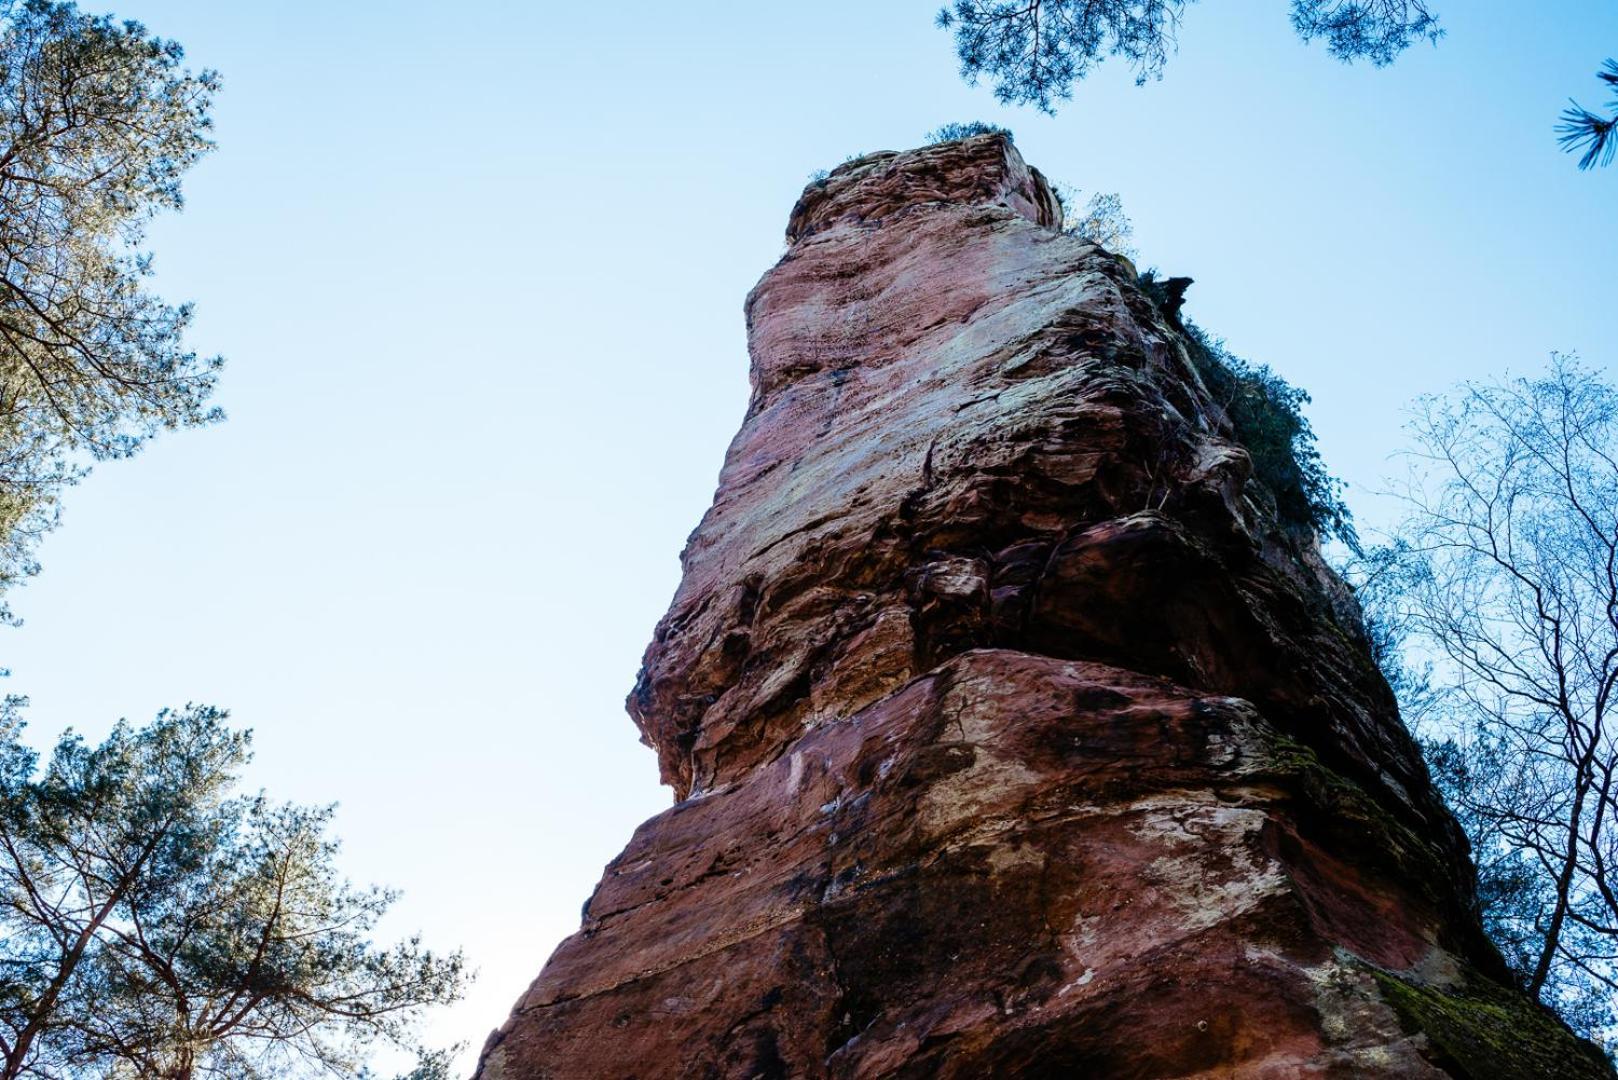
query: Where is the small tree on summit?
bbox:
[924,120,1014,143]
[1056,186,1137,259]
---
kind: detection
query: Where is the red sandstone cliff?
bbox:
[476,136,1611,1079]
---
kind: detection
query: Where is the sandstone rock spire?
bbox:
[476,134,1611,1079]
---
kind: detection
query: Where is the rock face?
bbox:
[477,136,1610,1079]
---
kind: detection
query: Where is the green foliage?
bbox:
[1198,329,1355,548]
[1137,271,1355,546]
[1257,668,1610,1069]
[1290,1,1443,67]
[0,1,221,617]
[936,1,1190,114]
[933,4,1601,168]
[1369,965,1613,1080]
[1054,184,1136,258]
[0,706,467,1079]
[923,120,1013,143]
[1559,59,1618,170]
[934,1,1441,114]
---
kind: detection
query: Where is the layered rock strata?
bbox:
[476,135,1610,1079]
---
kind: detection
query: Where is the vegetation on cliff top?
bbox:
[924,120,1014,143]
[1133,268,1357,548]
[1182,320,1356,548]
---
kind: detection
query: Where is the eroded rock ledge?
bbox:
[476,135,1611,1079]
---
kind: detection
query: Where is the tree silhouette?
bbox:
[935,3,1618,170]
[1559,60,1618,171]
[935,1,1441,114]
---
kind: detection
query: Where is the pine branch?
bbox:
[1559,59,1618,170]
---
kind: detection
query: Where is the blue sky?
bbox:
[4,0,1616,1069]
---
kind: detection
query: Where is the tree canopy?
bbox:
[1288,0,1441,66]
[1560,59,1618,171]
[0,705,466,1079]
[0,0,220,615]
[935,3,1616,170]
[935,1,1442,114]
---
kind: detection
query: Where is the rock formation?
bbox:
[476,135,1611,1078]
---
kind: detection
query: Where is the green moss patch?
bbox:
[1371,967,1613,1079]
[1257,730,1451,907]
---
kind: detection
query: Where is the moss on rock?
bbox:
[1256,729,1455,909]
[1371,967,1613,1079]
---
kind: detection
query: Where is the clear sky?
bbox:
[3,1,1616,1071]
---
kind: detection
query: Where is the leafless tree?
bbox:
[1374,354,1618,1033]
